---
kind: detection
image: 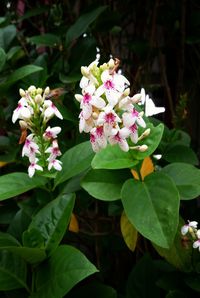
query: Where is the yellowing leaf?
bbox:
[0,161,8,168]
[131,157,154,181]
[68,213,79,233]
[140,156,154,180]
[120,211,138,252]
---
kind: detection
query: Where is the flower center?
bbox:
[132,108,139,117]
[96,126,104,137]
[83,93,91,104]
[104,113,115,124]
[129,123,137,132]
[90,133,96,143]
[104,80,114,90]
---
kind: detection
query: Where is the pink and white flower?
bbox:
[12,97,32,123]
[108,130,129,152]
[181,220,198,235]
[43,100,63,120]
[90,126,107,152]
[122,108,146,128]
[45,140,61,160]
[43,126,61,140]
[28,157,43,178]
[22,134,40,158]
[48,159,62,171]
[97,107,121,137]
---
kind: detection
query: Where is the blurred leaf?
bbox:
[69,213,79,233]
[0,173,47,201]
[66,282,117,298]
[6,46,25,62]
[19,6,47,21]
[166,290,187,298]
[0,250,28,291]
[92,145,139,170]
[0,47,6,71]
[65,6,107,46]
[5,247,46,264]
[0,65,43,88]
[28,34,60,47]
[0,24,16,51]
[81,169,130,201]
[23,193,75,254]
[153,218,192,272]
[163,145,198,165]
[56,103,76,122]
[120,211,138,252]
[162,163,200,200]
[8,210,31,242]
[185,275,200,292]
[54,141,94,187]
[30,245,98,298]
[59,73,81,84]
[121,172,180,248]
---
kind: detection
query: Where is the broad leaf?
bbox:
[0,250,28,291]
[163,144,198,165]
[0,173,47,200]
[92,145,139,170]
[65,6,107,46]
[153,218,192,272]
[54,141,94,187]
[81,169,130,201]
[0,24,16,50]
[23,193,75,254]
[66,282,117,298]
[120,211,138,252]
[28,34,60,47]
[162,163,200,200]
[121,172,180,248]
[31,245,98,298]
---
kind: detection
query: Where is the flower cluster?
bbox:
[75,59,151,153]
[12,86,63,177]
[181,220,200,251]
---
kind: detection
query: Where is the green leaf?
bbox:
[185,275,200,292]
[163,144,198,165]
[65,6,107,46]
[0,47,6,71]
[126,254,160,298]
[0,25,16,50]
[66,282,117,298]
[121,172,180,248]
[0,173,47,201]
[0,250,28,291]
[54,141,94,187]
[30,245,98,298]
[28,34,60,47]
[23,194,75,254]
[129,123,164,160]
[162,163,200,200]
[59,73,81,84]
[81,169,130,201]
[1,65,43,88]
[0,232,20,247]
[153,217,192,272]
[92,145,139,170]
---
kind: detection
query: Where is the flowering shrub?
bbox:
[12,86,63,177]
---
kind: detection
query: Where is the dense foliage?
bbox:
[1,1,200,297]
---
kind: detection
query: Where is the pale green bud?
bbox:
[108,58,115,68]
[28,85,36,93]
[37,88,43,95]
[35,94,43,104]
[19,88,26,97]
[44,86,50,95]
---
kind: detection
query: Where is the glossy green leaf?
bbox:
[54,141,94,187]
[65,6,107,46]
[121,172,180,248]
[81,169,130,201]
[92,145,139,170]
[28,34,60,47]
[129,123,164,160]
[30,245,98,298]
[0,24,16,50]
[0,47,6,71]
[23,194,75,254]
[163,144,198,165]
[0,173,47,201]
[153,218,192,272]
[162,163,200,200]
[1,65,43,88]
[0,250,28,291]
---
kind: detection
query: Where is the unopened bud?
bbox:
[19,88,26,97]
[138,128,151,141]
[37,88,43,95]
[35,94,43,104]
[44,86,50,95]
[81,66,89,77]
[131,93,141,103]
[75,94,82,102]
[28,85,36,93]
[108,58,115,68]
[92,112,98,119]
[139,144,148,152]
[19,120,28,129]
[139,111,144,117]
[100,63,108,71]
[123,88,130,96]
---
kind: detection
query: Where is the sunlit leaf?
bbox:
[69,213,79,233]
[120,211,138,252]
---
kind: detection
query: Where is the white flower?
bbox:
[48,159,62,171]
[145,94,165,117]
[28,157,43,178]
[43,126,61,140]
[46,140,61,160]
[181,220,198,235]
[193,239,200,251]
[108,130,129,152]
[22,134,40,158]
[122,108,146,128]
[97,107,121,137]
[12,98,32,123]
[95,70,129,107]
[90,126,107,152]
[43,100,63,120]
[79,112,94,133]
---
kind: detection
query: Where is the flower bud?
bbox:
[81,66,89,77]
[108,58,115,68]
[19,88,26,97]
[138,128,151,141]
[75,94,83,102]
[123,88,130,96]
[37,88,43,95]
[44,86,50,95]
[131,93,141,103]
[35,94,43,104]
[139,144,148,152]
[100,63,108,71]
[28,85,36,93]
[19,120,28,129]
